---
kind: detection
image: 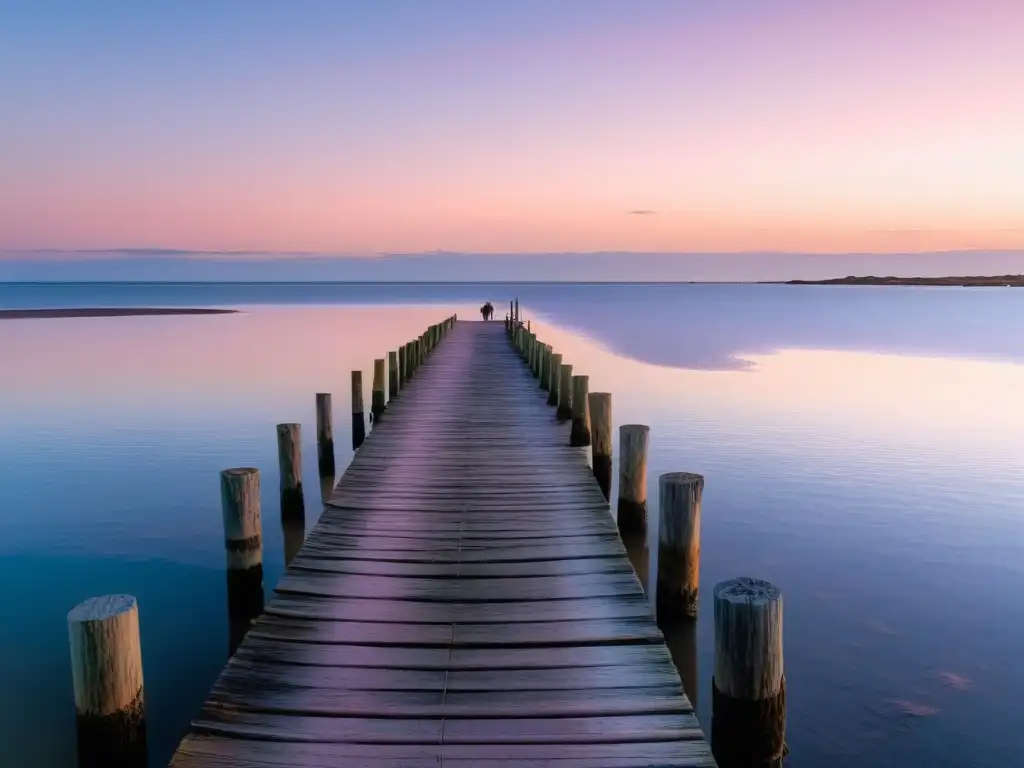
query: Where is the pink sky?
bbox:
[2,0,1022,254]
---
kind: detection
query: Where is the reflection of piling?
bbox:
[664,618,700,715]
[556,363,573,421]
[351,371,366,450]
[547,353,562,407]
[281,512,305,567]
[221,468,264,656]
[276,423,304,515]
[621,531,649,594]
[588,392,612,501]
[371,359,386,423]
[617,425,650,534]
[67,594,147,768]
[712,577,786,768]
[569,375,591,447]
[388,350,399,401]
[656,472,703,623]
[315,394,335,476]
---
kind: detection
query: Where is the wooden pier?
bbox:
[169,320,717,767]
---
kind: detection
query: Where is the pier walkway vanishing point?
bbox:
[170,320,716,767]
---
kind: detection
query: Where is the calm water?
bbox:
[2,282,1024,767]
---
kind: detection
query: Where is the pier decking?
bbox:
[170,320,715,767]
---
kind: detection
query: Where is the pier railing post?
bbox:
[371,359,386,423]
[67,595,147,768]
[315,393,335,476]
[617,425,649,534]
[557,363,573,421]
[588,392,612,500]
[399,344,407,388]
[388,350,400,401]
[351,371,366,449]
[540,345,553,390]
[547,353,562,406]
[220,467,264,655]
[276,422,304,515]
[712,577,786,768]
[656,472,703,622]
[569,375,591,446]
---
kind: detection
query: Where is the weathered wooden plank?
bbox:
[266,593,653,624]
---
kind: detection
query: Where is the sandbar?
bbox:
[0,307,238,320]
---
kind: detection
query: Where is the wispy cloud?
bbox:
[628,209,658,216]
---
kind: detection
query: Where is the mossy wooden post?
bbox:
[221,467,263,655]
[67,594,146,767]
[617,425,650,534]
[569,375,591,446]
[656,472,703,623]
[276,422,304,515]
[371,358,386,423]
[712,577,786,768]
[515,298,519,323]
[588,392,612,501]
[351,371,366,449]
[388,350,399,402]
[531,336,541,378]
[315,393,335,476]
[398,344,407,388]
[547,353,562,407]
[557,363,573,421]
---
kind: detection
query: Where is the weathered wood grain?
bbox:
[171,320,713,767]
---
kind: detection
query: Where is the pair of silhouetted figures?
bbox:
[480,301,494,321]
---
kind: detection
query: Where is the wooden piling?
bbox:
[588,392,612,500]
[275,423,304,515]
[540,345,553,391]
[67,594,146,767]
[388,350,399,401]
[220,468,264,656]
[617,424,650,534]
[557,363,573,421]
[351,371,366,449]
[569,375,591,447]
[547,353,562,407]
[399,344,407,388]
[371,358,386,423]
[315,393,335,476]
[656,472,703,623]
[712,577,786,768]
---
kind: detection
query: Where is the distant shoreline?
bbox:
[783,275,1024,287]
[0,307,238,320]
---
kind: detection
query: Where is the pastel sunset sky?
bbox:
[2,0,1023,255]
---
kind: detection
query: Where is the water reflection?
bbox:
[2,292,1024,768]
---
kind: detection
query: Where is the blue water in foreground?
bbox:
[2,282,1024,767]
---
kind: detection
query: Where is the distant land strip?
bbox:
[0,307,237,320]
[784,275,1024,287]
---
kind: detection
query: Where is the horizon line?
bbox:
[4,248,1024,259]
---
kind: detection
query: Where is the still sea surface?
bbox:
[1,282,1023,767]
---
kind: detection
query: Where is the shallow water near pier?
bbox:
[1,282,1023,767]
